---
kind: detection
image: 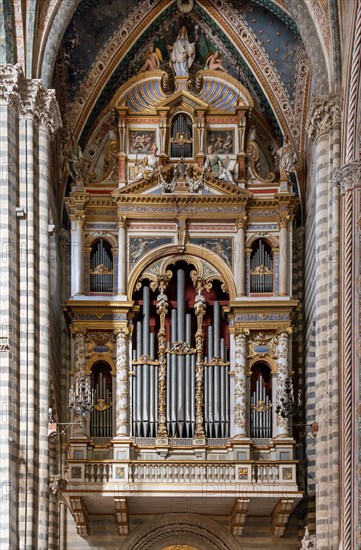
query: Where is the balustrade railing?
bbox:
[67,460,296,485]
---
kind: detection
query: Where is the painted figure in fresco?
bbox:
[205,50,227,72]
[67,137,83,181]
[140,45,162,72]
[168,25,197,76]
[223,132,233,153]
[202,238,232,266]
[133,143,159,181]
[276,134,297,179]
[203,145,234,182]
[130,238,156,266]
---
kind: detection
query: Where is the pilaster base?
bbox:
[112,439,132,460]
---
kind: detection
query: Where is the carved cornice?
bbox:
[306,94,342,142]
[336,161,361,194]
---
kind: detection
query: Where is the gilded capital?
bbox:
[114,324,131,337]
[70,325,87,336]
[236,216,247,230]
[117,215,128,229]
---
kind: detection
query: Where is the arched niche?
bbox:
[120,513,243,550]
[128,244,237,301]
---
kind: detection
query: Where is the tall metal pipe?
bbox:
[136,321,142,360]
[142,286,150,356]
[150,332,155,360]
[185,314,192,437]
[171,309,177,437]
[166,342,171,434]
[214,301,220,357]
[177,269,185,341]
[191,354,196,436]
[208,326,213,360]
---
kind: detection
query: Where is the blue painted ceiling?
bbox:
[55,0,305,144]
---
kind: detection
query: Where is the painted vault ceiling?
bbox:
[54,0,310,155]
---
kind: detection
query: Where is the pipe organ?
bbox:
[131,267,230,439]
[90,238,113,293]
[90,367,113,437]
[170,113,193,158]
[62,41,302,543]
[250,373,272,439]
[250,239,273,293]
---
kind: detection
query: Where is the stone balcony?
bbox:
[62,450,302,537]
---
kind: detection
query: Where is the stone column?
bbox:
[117,215,128,295]
[337,161,361,550]
[37,88,61,550]
[274,330,291,438]
[233,330,249,437]
[235,216,247,296]
[278,216,289,296]
[70,327,87,437]
[114,325,130,437]
[193,278,206,440]
[0,64,21,550]
[156,279,170,439]
[71,213,85,296]
[306,95,342,549]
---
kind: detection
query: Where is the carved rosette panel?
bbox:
[234,332,248,435]
[275,331,290,434]
[115,327,130,436]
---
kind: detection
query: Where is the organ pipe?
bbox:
[131,268,230,439]
[90,239,113,293]
[250,373,272,438]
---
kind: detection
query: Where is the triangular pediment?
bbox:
[157,90,209,110]
[116,166,252,199]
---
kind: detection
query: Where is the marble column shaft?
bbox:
[234,331,248,437]
[114,327,130,437]
[305,94,342,549]
[275,331,290,437]
[117,217,127,295]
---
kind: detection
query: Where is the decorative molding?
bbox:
[306,94,342,141]
[121,513,242,550]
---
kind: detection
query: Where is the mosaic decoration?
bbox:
[207,129,235,154]
[191,237,232,268]
[129,130,156,154]
[129,237,173,269]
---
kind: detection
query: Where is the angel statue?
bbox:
[276,134,297,180]
[140,45,162,72]
[204,50,227,72]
